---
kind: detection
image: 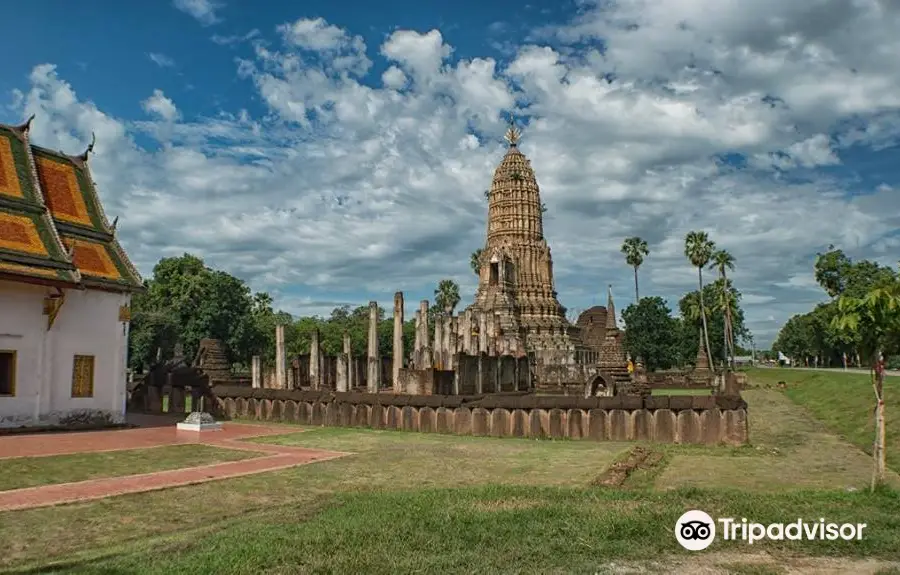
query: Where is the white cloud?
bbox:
[11,4,900,347]
[141,89,180,122]
[173,0,221,26]
[148,53,175,68]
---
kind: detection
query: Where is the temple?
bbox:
[0,117,142,428]
[469,123,583,357]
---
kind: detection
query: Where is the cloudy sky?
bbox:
[3,0,899,347]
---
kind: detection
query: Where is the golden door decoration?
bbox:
[71,355,95,398]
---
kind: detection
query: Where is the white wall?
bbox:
[0,280,131,428]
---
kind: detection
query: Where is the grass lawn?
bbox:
[0,444,260,491]
[651,388,713,396]
[2,388,900,574]
[746,367,900,470]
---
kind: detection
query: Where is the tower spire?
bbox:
[605,285,617,330]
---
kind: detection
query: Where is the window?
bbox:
[71,355,95,398]
[0,351,15,396]
[489,262,499,286]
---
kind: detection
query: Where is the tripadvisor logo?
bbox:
[675,510,716,551]
[675,510,868,551]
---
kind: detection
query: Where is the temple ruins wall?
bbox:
[210,387,749,446]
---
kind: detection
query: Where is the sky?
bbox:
[2,0,899,348]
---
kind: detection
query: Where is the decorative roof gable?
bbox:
[0,119,142,292]
[0,122,80,287]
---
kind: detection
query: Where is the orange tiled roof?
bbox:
[0,118,142,292]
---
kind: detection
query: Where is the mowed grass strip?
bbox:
[747,368,900,470]
[0,444,260,491]
[20,485,900,574]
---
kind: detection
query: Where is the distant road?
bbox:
[756,365,900,377]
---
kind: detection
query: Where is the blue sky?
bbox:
[3,0,899,347]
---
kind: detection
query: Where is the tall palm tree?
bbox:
[621,236,650,303]
[434,279,461,315]
[710,249,736,370]
[685,231,715,369]
[470,249,483,276]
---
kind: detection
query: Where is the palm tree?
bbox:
[685,231,715,369]
[470,249,483,276]
[833,275,900,490]
[434,279,461,315]
[710,249,736,370]
[621,237,650,303]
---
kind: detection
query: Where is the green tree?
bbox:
[620,236,650,303]
[832,275,900,489]
[434,279,461,314]
[128,254,264,370]
[685,231,716,369]
[470,249,483,275]
[710,249,736,369]
[679,280,748,368]
[621,297,679,371]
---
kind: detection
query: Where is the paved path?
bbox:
[0,422,349,512]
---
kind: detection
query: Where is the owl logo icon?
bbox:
[675,510,716,551]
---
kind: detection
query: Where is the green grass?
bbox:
[0,444,259,491]
[746,367,900,470]
[651,388,713,396]
[14,485,900,574]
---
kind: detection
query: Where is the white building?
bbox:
[0,117,142,429]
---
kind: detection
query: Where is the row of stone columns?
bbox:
[252,293,518,393]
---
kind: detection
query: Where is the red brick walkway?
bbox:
[0,421,349,512]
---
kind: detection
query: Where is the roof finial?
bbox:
[77,132,96,161]
[111,216,119,234]
[14,114,35,134]
[504,118,521,148]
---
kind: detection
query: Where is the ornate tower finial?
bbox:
[504,119,521,147]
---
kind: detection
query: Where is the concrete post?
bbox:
[251,355,261,389]
[367,301,381,393]
[275,324,286,389]
[393,292,404,392]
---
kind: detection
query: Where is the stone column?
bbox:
[443,314,452,360]
[336,352,348,392]
[413,309,422,366]
[447,316,459,371]
[310,328,321,390]
[275,324,286,389]
[479,312,488,355]
[433,313,444,369]
[343,332,354,390]
[367,301,381,393]
[419,300,432,369]
[462,310,473,354]
[392,291,404,392]
[251,355,261,389]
